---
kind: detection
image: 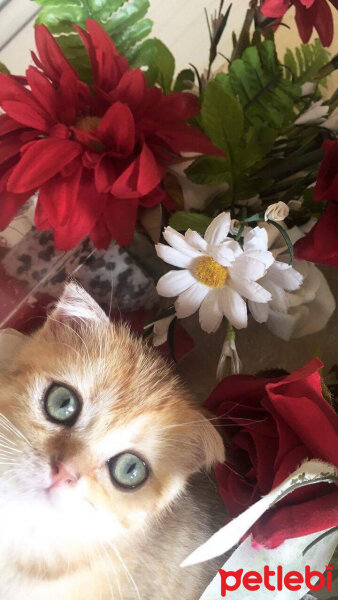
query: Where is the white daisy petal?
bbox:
[185,229,208,252]
[267,261,303,291]
[243,249,274,269]
[208,242,238,267]
[155,244,195,268]
[243,227,269,252]
[248,300,269,323]
[229,254,266,281]
[220,286,248,329]
[199,289,223,333]
[204,212,230,245]
[162,226,202,258]
[156,270,196,297]
[175,283,209,318]
[229,276,271,303]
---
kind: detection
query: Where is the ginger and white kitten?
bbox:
[0,283,226,600]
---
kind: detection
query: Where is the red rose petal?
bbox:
[252,490,338,548]
[105,196,139,246]
[294,202,338,266]
[111,143,164,199]
[34,24,78,84]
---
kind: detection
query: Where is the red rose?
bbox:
[294,141,338,266]
[204,358,338,548]
[0,20,222,251]
[261,0,338,47]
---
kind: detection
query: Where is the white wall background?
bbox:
[0,1,336,90]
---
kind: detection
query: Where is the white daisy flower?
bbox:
[155,213,274,333]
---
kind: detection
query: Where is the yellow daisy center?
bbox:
[194,256,229,288]
[75,116,101,131]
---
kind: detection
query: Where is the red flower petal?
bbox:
[0,74,45,114]
[111,143,164,198]
[0,189,32,230]
[89,215,113,249]
[38,163,83,228]
[311,0,334,46]
[95,156,117,193]
[76,19,129,91]
[294,201,338,266]
[156,92,200,122]
[26,66,59,120]
[252,490,338,548]
[110,69,147,112]
[34,24,78,84]
[98,102,135,156]
[261,0,290,18]
[294,0,314,43]
[52,169,107,250]
[314,140,338,202]
[154,122,224,156]
[7,138,82,193]
[104,196,139,246]
[0,114,25,137]
[2,100,52,132]
[0,135,22,165]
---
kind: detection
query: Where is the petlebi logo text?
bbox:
[219,564,333,596]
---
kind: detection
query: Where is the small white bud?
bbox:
[264,201,289,222]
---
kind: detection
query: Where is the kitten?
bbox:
[0,283,227,600]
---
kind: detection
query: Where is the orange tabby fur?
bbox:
[0,283,226,599]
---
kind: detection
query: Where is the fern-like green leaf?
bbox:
[216,40,301,129]
[34,0,157,78]
[284,40,330,86]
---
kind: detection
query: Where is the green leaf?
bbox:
[0,62,10,75]
[217,40,301,129]
[201,80,244,155]
[169,211,212,234]
[267,219,294,265]
[284,40,330,86]
[141,38,175,93]
[174,68,195,92]
[35,0,158,77]
[185,156,230,185]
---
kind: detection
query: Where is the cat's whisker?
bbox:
[106,541,142,600]
[0,413,32,447]
[97,542,116,600]
[0,433,20,448]
[0,442,22,454]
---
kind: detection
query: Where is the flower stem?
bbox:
[230,0,258,62]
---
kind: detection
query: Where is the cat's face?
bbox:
[0,283,224,575]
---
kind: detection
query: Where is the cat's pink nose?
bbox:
[49,462,78,489]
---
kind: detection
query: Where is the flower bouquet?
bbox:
[0,0,337,598]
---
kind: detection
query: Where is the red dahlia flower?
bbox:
[294,140,338,266]
[0,20,222,250]
[261,0,338,47]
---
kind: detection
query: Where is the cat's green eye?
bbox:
[108,452,149,490]
[44,384,81,426]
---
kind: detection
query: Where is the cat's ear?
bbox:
[44,282,109,333]
[186,409,225,472]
